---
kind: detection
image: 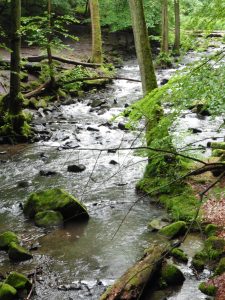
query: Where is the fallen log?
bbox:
[100,241,170,300]
[24,81,51,99]
[63,76,141,85]
[24,55,101,68]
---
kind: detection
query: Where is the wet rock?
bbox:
[17,180,32,188]
[90,99,106,108]
[58,283,82,291]
[39,170,58,177]
[0,283,17,300]
[189,128,202,134]
[160,78,169,85]
[148,218,169,232]
[62,140,80,149]
[118,122,128,130]
[170,248,188,263]
[159,221,187,239]
[109,160,119,165]
[23,188,89,221]
[161,263,185,286]
[0,231,19,250]
[87,126,100,132]
[67,164,86,173]
[108,149,117,153]
[29,242,41,251]
[8,242,33,262]
[34,210,64,227]
[5,272,32,291]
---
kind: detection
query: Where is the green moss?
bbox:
[171,248,188,263]
[205,224,218,237]
[161,263,185,286]
[212,149,225,157]
[8,242,33,262]
[5,272,31,290]
[0,231,19,250]
[159,221,187,239]
[199,282,217,296]
[192,257,205,272]
[204,236,225,259]
[214,257,225,276]
[24,188,89,221]
[34,210,63,227]
[211,142,225,150]
[0,283,17,300]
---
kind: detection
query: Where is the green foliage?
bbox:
[199,282,217,296]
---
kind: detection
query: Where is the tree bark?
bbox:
[173,0,180,54]
[47,0,56,87]
[89,0,103,64]
[9,0,22,114]
[128,0,157,95]
[100,242,169,300]
[161,0,169,53]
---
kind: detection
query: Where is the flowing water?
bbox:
[0,42,225,299]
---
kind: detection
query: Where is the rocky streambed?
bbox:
[0,42,225,299]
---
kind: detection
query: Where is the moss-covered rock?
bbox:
[211,142,225,150]
[212,149,225,157]
[170,248,188,263]
[204,224,218,237]
[5,272,31,290]
[199,282,217,296]
[34,210,63,227]
[192,256,205,272]
[0,231,19,250]
[159,221,187,239]
[204,236,225,259]
[0,283,17,300]
[23,188,89,221]
[161,263,185,286]
[8,242,33,262]
[214,257,225,276]
[148,218,169,232]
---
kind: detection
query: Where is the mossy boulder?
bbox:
[8,242,33,262]
[0,231,19,250]
[192,256,205,272]
[212,149,225,157]
[5,272,31,291]
[23,188,89,221]
[161,263,185,286]
[204,224,218,237]
[211,142,225,150]
[204,236,225,259]
[199,282,217,296]
[0,283,17,300]
[170,248,188,263]
[214,257,225,276]
[159,221,187,239]
[34,210,63,227]
[148,218,169,232]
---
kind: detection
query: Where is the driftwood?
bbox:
[100,241,169,300]
[24,55,101,68]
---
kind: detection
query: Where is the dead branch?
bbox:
[63,76,141,84]
[24,81,51,99]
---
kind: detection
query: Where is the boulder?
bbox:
[5,272,31,290]
[204,224,218,237]
[0,232,19,250]
[211,142,225,150]
[159,221,187,239]
[8,242,33,262]
[23,188,89,221]
[0,283,17,300]
[67,164,86,173]
[34,210,63,227]
[148,218,169,232]
[199,282,217,296]
[161,263,185,286]
[170,248,188,263]
[214,257,225,276]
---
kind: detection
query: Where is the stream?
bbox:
[0,42,225,300]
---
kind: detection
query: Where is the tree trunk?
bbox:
[173,0,180,54]
[9,0,22,114]
[128,0,157,95]
[100,242,169,300]
[47,0,56,87]
[161,0,169,53]
[89,0,103,64]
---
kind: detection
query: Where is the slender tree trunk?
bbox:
[173,0,180,55]
[161,0,169,53]
[47,0,56,87]
[9,0,22,114]
[89,0,103,64]
[128,0,157,95]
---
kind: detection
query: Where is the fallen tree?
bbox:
[100,241,170,300]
